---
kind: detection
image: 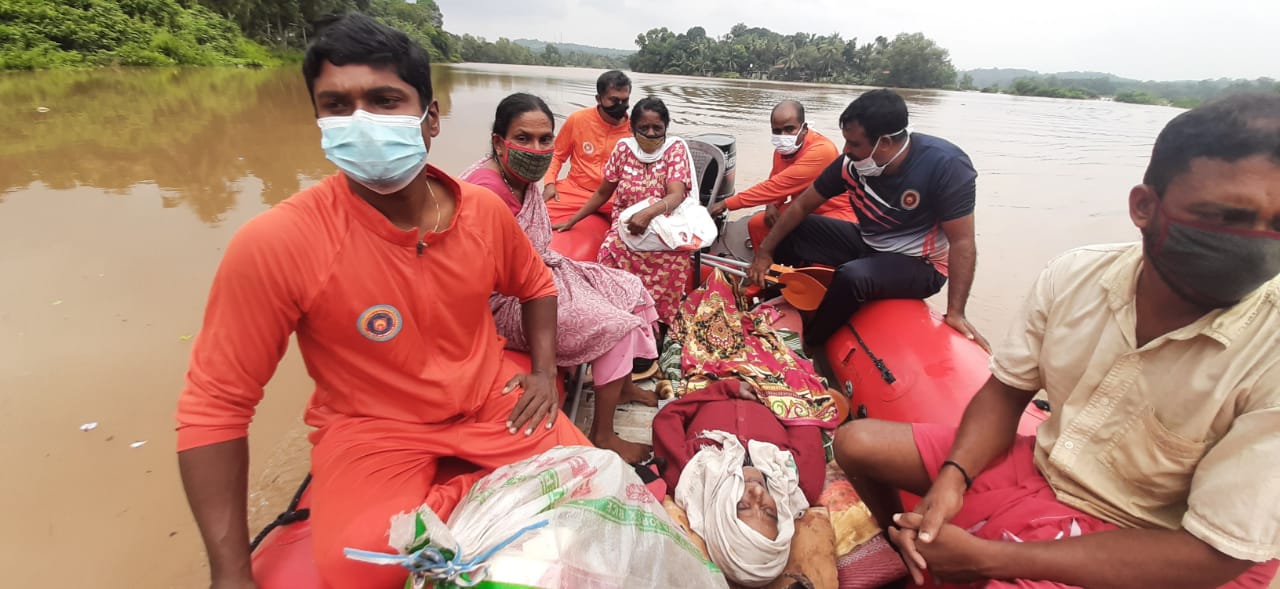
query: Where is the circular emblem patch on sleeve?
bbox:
[582,141,596,155]
[901,189,922,210]
[357,305,403,342]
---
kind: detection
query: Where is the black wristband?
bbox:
[942,460,974,490]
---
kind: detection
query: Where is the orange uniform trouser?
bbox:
[746,205,860,255]
[545,178,612,223]
[747,210,770,251]
[308,358,592,589]
[545,179,612,263]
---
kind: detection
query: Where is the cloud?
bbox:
[435,0,1280,81]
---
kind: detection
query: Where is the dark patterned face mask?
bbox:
[1145,202,1280,308]
[500,140,554,183]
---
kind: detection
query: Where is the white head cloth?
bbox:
[674,430,809,587]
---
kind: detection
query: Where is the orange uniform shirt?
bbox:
[175,168,556,451]
[724,129,857,223]
[542,106,633,193]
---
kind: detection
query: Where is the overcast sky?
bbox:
[435,0,1279,81]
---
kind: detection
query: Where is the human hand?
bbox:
[944,313,991,353]
[543,184,559,201]
[887,513,928,586]
[888,473,967,584]
[747,252,774,286]
[551,220,576,232]
[763,204,780,227]
[626,210,654,236]
[504,371,558,435]
[708,201,728,217]
[913,467,967,545]
[914,521,998,584]
[734,380,760,400]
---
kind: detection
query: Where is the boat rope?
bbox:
[343,520,550,588]
[844,321,896,385]
[249,473,313,552]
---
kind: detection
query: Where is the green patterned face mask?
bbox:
[500,140,554,183]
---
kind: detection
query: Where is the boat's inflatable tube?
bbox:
[249,350,564,589]
[824,299,1046,434]
[548,214,609,263]
[824,299,1047,514]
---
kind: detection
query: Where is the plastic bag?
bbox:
[346,446,729,589]
[617,196,718,252]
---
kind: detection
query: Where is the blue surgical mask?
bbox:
[318,110,429,194]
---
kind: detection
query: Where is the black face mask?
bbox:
[602,102,629,120]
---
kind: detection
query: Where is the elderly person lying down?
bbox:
[653,379,825,587]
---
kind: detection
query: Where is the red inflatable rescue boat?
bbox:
[547,214,608,263]
[823,299,1047,435]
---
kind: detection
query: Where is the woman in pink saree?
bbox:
[462,93,659,463]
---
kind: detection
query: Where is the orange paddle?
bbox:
[701,255,828,311]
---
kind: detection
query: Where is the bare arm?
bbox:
[991,528,1254,589]
[553,180,618,230]
[940,214,989,350]
[623,180,690,236]
[645,178,689,218]
[522,295,558,376]
[178,439,255,587]
[746,186,826,284]
[939,377,1036,499]
[757,186,825,257]
[505,295,560,434]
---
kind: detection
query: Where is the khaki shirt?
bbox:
[991,243,1280,562]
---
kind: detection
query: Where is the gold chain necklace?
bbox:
[495,161,523,200]
[417,180,442,255]
[425,179,442,234]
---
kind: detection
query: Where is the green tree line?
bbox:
[976,74,1280,108]
[628,24,958,89]
[455,35,628,69]
[0,0,460,69]
[1,0,630,70]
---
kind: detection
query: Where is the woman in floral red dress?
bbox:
[554,97,695,331]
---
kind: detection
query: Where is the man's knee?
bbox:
[833,419,883,474]
[313,511,410,589]
[832,418,919,479]
[831,260,877,299]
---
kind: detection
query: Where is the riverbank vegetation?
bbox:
[2,0,633,71]
[0,0,275,69]
[0,0,457,70]
[966,69,1280,108]
[629,25,958,89]
[455,36,629,69]
[6,5,1277,107]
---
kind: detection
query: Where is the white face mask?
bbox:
[851,128,909,177]
[770,123,806,156]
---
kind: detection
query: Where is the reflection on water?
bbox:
[0,67,333,223]
[1,64,1182,229]
[1,62,1178,229]
[0,62,1189,589]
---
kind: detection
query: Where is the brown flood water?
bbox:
[0,63,1183,587]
